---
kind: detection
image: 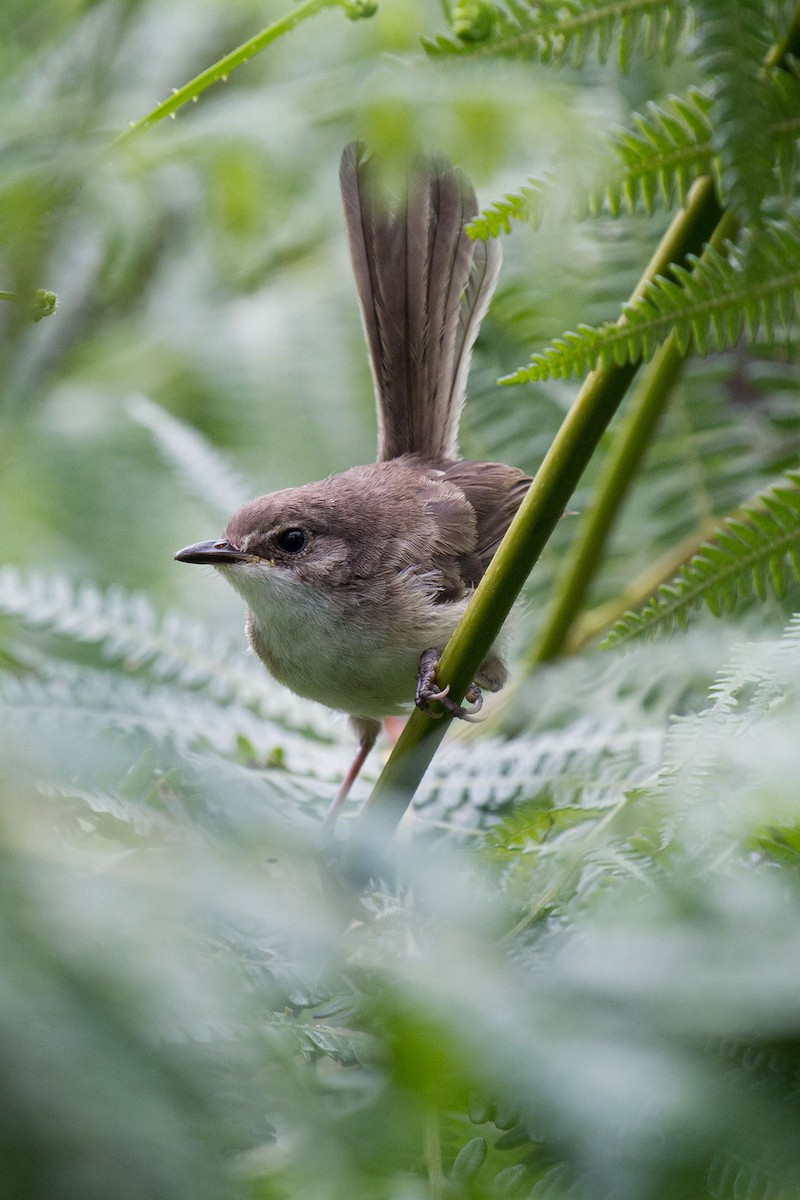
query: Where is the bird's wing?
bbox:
[439,459,531,586]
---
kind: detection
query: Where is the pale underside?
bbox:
[220,557,501,722]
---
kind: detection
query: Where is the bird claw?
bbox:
[415,649,486,723]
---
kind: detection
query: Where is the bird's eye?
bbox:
[276,528,307,554]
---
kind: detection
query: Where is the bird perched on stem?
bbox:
[175,143,530,824]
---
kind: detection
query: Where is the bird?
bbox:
[175,142,530,824]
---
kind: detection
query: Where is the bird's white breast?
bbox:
[221,561,464,721]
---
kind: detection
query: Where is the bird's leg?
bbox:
[415,648,484,723]
[382,715,406,745]
[323,718,379,830]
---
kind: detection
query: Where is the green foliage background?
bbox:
[3,1,800,1197]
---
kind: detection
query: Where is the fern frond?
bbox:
[692,0,776,223]
[708,1154,800,1200]
[416,718,661,829]
[0,660,342,791]
[423,0,691,69]
[656,614,800,827]
[467,175,549,239]
[704,613,800,721]
[472,69,800,238]
[596,65,800,218]
[596,72,800,218]
[594,88,716,217]
[0,568,336,737]
[769,56,800,194]
[502,218,800,384]
[268,1013,376,1066]
[127,395,251,519]
[602,471,800,646]
[468,90,714,239]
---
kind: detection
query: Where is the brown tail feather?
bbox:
[339,142,501,462]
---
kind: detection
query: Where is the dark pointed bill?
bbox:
[174,540,257,565]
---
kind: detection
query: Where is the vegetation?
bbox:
[3,1,800,1196]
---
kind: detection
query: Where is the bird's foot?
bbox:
[415,648,485,723]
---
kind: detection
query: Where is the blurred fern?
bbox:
[418,715,662,830]
[127,395,252,518]
[692,0,777,224]
[470,66,800,236]
[570,348,800,607]
[0,566,336,734]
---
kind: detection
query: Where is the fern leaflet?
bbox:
[596,70,800,217]
[417,718,661,827]
[467,175,549,239]
[468,91,716,240]
[602,470,800,646]
[502,218,800,384]
[594,88,716,217]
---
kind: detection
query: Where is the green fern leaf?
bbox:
[423,0,691,68]
[502,218,800,384]
[467,174,549,239]
[593,88,717,217]
[417,718,661,829]
[769,57,800,196]
[602,471,800,646]
[281,1017,376,1066]
[469,90,716,241]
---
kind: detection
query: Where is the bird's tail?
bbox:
[339,141,502,463]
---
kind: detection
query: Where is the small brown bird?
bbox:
[175,143,530,822]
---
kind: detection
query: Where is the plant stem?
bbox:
[424,1110,446,1200]
[348,177,724,858]
[111,0,342,148]
[528,205,739,665]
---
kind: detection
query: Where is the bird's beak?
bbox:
[174,539,258,565]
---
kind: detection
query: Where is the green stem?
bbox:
[528,205,739,665]
[424,1110,446,1200]
[347,176,725,858]
[111,0,343,148]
